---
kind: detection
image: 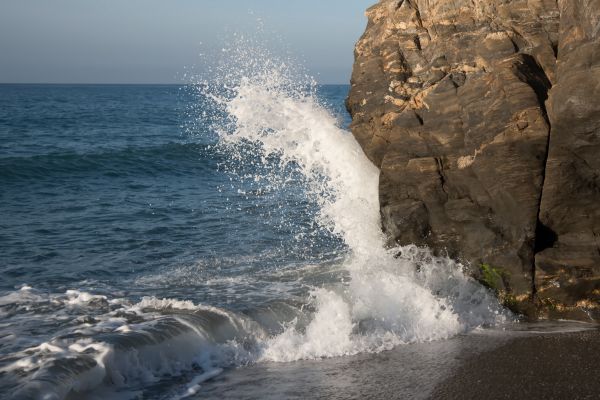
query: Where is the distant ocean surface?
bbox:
[0,53,513,399]
[0,83,348,297]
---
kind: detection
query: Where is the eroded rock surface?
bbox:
[535,0,600,319]
[347,0,600,319]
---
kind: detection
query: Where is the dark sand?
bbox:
[432,329,600,400]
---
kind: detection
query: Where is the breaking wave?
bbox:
[0,40,512,399]
[197,39,511,361]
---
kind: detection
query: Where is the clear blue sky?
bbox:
[0,0,374,84]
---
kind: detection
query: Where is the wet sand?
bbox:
[432,328,600,400]
[197,323,599,399]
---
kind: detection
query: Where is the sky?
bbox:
[0,0,374,84]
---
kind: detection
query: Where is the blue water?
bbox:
[0,83,361,399]
[0,81,513,400]
[0,84,349,303]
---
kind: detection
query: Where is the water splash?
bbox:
[0,37,514,400]
[193,38,512,361]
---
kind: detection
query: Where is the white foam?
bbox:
[65,289,107,306]
[171,368,224,400]
[0,285,45,307]
[218,66,383,254]
[261,289,354,361]
[0,39,515,400]
[197,39,513,362]
[134,296,200,311]
[1,291,250,399]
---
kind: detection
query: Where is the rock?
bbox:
[535,0,600,319]
[348,0,600,319]
[348,0,557,314]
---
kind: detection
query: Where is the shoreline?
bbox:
[198,323,600,399]
[432,328,600,399]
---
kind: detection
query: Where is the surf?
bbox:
[0,40,511,400]
[196,39,511,361]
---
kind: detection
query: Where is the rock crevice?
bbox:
[348,0,600,319]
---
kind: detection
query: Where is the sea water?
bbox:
[0,44,512,399]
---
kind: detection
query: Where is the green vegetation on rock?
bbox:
[479,263,505,292]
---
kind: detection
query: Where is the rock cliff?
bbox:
[347,0,600,319]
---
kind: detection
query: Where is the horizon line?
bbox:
[0,82,351,86]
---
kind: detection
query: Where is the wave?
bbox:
[195,37,512,357]
[0,288,262,400]
[0,142,216,182]
[1,264,506,399]
[1,40,513,399]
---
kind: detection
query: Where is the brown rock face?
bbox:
[535,0,600,319]
[347,0,600,319]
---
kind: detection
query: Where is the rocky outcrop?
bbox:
[535,0,600,319]
[347,0,600,319]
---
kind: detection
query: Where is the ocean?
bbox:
[1,47,576,399]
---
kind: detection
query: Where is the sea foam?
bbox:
[197,39,512,362]
[0,40,512,400]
